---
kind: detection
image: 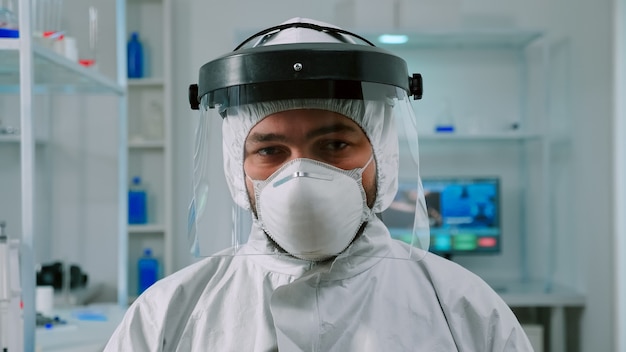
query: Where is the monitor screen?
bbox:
[381,177,501,257]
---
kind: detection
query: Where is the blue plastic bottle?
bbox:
[128,176,147,224]
[127,32,144,78]
[137,248,159,295]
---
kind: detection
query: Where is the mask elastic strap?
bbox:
[361,154,375,172]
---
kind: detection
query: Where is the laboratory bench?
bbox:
[35,304,126,352]
[494,279,585,352]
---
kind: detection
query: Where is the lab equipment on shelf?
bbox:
[434,99,456,133]
[0,1,18,38]
[137,248,159,295]
[32,0,64,38]
[127,31,144,78]
[0,221,24,352]
[128,176,147,224]
[78,6,98,68]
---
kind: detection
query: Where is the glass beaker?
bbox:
[32,0,64,38]
[0,0,18,31]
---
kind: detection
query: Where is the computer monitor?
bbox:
[381,177,501,258]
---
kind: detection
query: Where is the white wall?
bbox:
[167,1,616,351]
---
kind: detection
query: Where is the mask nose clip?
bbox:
[273,171,333,187]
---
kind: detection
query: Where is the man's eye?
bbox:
[323,140,349,151]
[257,146,281,156]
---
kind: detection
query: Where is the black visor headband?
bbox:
[189,22,422,110]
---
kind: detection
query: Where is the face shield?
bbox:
[187,18,428,261]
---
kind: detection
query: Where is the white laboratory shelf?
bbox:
[419,131,544,141]
[128,224,166,234]
[128,77,164,87]
[128,139,165,149]
[0,134,48,145]
[0,134,21,143]
[0,37,20,50]
[0,42,124,95]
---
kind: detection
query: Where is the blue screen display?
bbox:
[382,177,501,256]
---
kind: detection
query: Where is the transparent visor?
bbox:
[187,83,430,263]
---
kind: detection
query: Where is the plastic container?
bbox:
[137,248,159,295]
[0,1,19,38]
[434,100,456,133]
[127,31,144,78]
[128,176,147,224]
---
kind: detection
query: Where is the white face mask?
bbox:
[248,156,374,261]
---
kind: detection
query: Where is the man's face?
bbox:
[243,109,377,210]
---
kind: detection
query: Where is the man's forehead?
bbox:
[265,108,353,120]
[248,109,362,134]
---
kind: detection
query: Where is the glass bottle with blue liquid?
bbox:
[127,31,144,78]
[137,248,159,295]
[128,176,147,224]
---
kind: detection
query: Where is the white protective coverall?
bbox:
[104,216,533,351]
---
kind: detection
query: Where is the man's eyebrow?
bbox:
[246,132,287,143]
[305,123,359,139]
[247,123,359,143]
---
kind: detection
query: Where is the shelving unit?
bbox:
[368,29,581,352]
[0,1,128,350]
[366,28,551,281]
[0,42,123,93]
[125,0,173,302]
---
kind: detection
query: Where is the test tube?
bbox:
[79,6,98,67]
[33,0,64,38]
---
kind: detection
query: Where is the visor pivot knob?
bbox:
[293,62,303,72]
[409,73,424,100]
[189,84,200,110]
[409,73,423,100]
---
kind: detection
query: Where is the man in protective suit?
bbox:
[104,18,533,351]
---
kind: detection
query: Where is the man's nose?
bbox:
[289,148,314,161]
